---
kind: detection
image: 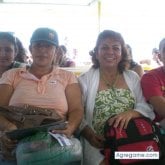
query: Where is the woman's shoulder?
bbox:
[51,67,78,85]
[5,67,26,74]
[78,67,100,89]
[146,66,163,75]
[142,67,164,80]
[0,68,25,82]
[53,67,77,81]
[0,67,26,85]
[79,67,98,77]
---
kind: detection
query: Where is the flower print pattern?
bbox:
[92,88,135,135]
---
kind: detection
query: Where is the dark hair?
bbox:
[89,30,128,73]
[0,32,17,51]
[126,44,132,57]
[15,37,28,63]
[60,45,67,54]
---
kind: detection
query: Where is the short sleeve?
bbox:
[67,71,78,84]
[0,69,16,86]
[141,73,163,101]
[58,69,78,86]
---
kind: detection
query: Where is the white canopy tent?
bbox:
[1,0,164,64]
[0,0,103,65]
[0,0,99,6]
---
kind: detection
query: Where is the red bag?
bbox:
[104,116,165,165]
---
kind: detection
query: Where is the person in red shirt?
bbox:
[141,38,165,126]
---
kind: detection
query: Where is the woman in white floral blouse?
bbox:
[78,30,155,165]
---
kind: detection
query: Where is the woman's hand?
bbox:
[108,110,141,131]
[51,122,75,138]
[5,121,17,132]
[0,115,17,132]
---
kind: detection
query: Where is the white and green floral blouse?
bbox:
[92,88,135,135]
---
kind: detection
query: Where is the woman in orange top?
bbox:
[0,27,83,164]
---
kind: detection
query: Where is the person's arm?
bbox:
[125,71,155,120]
[80,125,104,148]
[65,83,83,135]
[0,84,17,159]
[0,84,13,105]
[0,84,17,131]
[149,96,165,118]
[52,83,83,137]
[141,72,165,118]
